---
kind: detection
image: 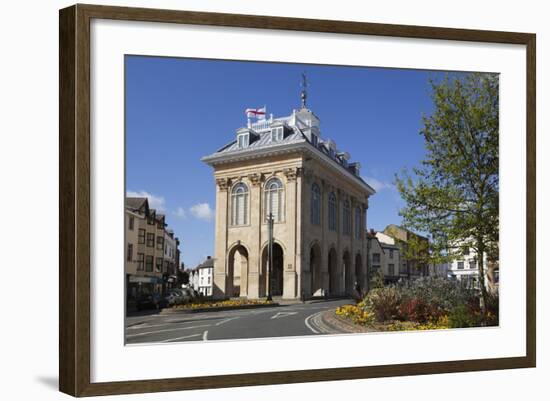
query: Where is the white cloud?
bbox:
[362,177,395,193]
[174,207,187,219]
[126,190,166,212]
[189,202,214,221]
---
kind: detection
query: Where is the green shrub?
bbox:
[448,304,478,328]
[363,287,402,322]
[368,270,385,290]
[361,277,496,328]
[397,276,476,315]
[483,291,500,326]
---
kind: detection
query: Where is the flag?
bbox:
[245,106,266,119]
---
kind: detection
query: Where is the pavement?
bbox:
[125,299,353,344]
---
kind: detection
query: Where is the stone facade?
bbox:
[368,231,401,283]
[203,107,375,300]
[125,197,181,304]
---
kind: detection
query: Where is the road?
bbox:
[125,299,351,344]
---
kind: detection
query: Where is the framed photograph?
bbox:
[59,4,536,397]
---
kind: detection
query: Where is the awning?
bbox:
[128,275,161,284]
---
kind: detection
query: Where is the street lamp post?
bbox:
[266,212,274,301]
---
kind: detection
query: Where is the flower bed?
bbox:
[171,299,273,310]
[335,303,374,326]
[335,277,498,332]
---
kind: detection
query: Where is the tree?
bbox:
[395,73,499,312]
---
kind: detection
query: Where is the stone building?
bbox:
[125,197,181,305]
[202,95,375,300]
[382,224,430,279]
[367,230,401,284]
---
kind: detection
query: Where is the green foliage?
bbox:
[363,287,402,322]
[361,277,494,329]
[369,269,385,289]
[395,73,500,308]
[483,291,500,326]
[448,304,478,328]
[397,276,474,313]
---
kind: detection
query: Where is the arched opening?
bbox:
[328,248,338,295]
[309,242,322,296]
[342,250,352,295]
[355,253,363,293]
[227,245,249,297]
[261,242,284,297]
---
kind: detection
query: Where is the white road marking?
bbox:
[270,311,298,319]
[126,324,211,338]
[159,333,202,343]
[215,317,240,326]
[203,330,209,341]
[127,322,185,330]
[304,311,323,334]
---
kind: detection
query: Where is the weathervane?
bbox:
[300,72,308,108]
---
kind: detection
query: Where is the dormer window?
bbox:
[237,133,249,148]
[311,134,318,147]
[329,148,335,159]
[271,127,284,142]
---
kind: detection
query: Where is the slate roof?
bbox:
[213,125,307,156]
[201,110,376,194]
[125,197,148,211]
[197,257,214,269]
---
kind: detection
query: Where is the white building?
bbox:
[197,256,214,297]
[188,269,199,290]
[446,246,489,289]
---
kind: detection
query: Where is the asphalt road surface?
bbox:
[125,299,351,344]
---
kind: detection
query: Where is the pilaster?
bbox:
[213,177,229,299]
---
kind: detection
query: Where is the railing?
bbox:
[250,119,273,132]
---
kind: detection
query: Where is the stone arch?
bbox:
[309,241,322,296]
[260,241,285,297]
[227,243,249,298]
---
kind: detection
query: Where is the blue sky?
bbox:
[125,56,458,268]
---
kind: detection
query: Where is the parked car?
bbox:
[179,288,194,304]
[164,291,182,306]
[165,289,192,305]
[136,293,167,311]
[185,288,200,301]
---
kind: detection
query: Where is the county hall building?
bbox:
[202,89,375,300]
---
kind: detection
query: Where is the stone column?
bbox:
[246,173,262,299]
[320,179,329,292]
[282,168,299,299]
[349,196,362,290]
[295,168,303,298]
[362,199,369,291]
[213,177,229,299]
[336,188,344,295]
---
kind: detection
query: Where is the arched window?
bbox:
[264,178,284,222]
[343,199,351,235]
[328,192,337,231]
[311,183,321,225]
[354,206,362,239]
[231,183,249,226]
